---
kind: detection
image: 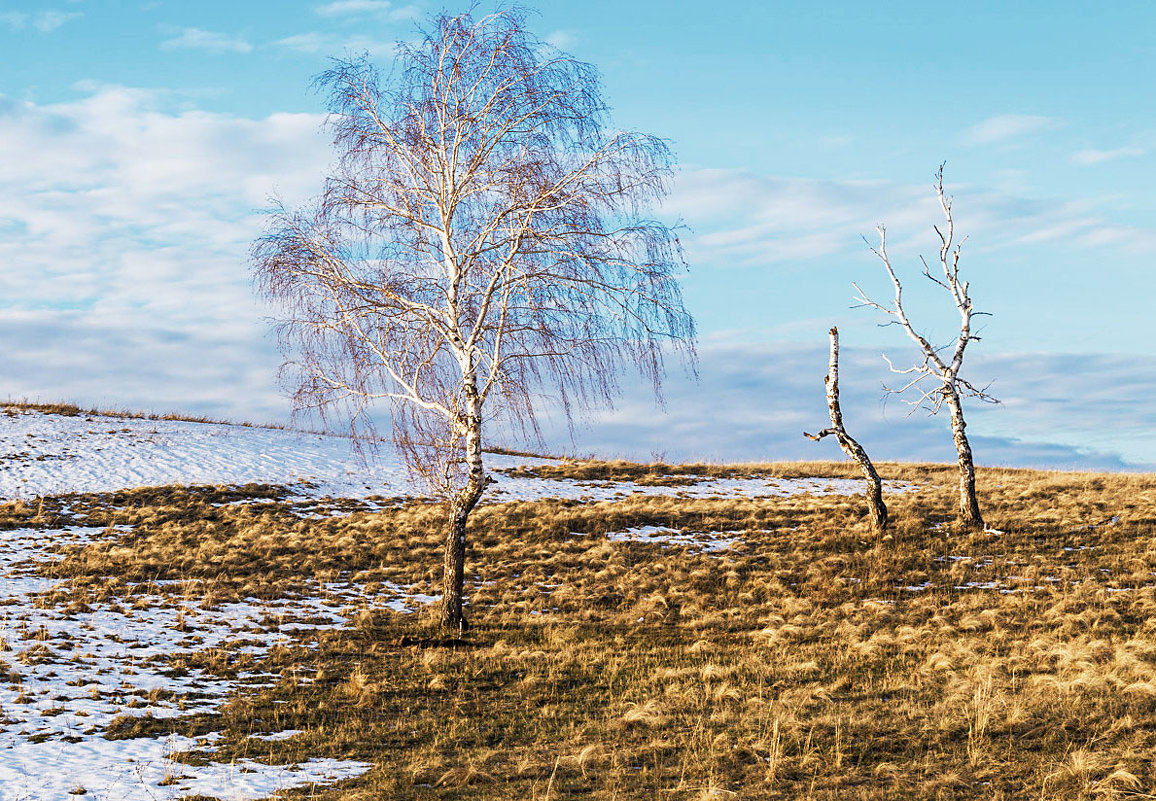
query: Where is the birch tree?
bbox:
[853,166,996,529]
[251,9,695,631]
[804,326,888,535]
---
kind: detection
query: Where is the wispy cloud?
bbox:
[0,9,82,32]
[964,114,1062,145]
[666,167,1156,270]
[314,0,420,20]
[0,12,29,29]
[273,31,398,57]
[817,133,854,149]
[1075,224,1156,252]
[666,170,932,266]
[1072,146,1146,166]
[160,27,253,54]
[273,33,331,54]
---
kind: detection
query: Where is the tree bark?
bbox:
[440,384,487,632]
[945,390,983,529]
[805,327,888,536]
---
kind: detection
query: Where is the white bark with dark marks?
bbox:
[804,327,888,535]
[946,392,982,527]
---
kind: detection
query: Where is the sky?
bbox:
[2,0,1156,470]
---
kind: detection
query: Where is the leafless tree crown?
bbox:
[252,9,696,493]
[852,166,997,413]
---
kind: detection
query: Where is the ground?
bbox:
[0,404,1154,799]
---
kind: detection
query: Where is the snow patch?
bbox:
[590,525,745,553]
[0,523,428,799]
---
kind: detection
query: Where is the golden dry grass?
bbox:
[8,462,1156,799]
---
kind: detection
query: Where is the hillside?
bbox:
[0,405,1153,799]
[0,404,885,504]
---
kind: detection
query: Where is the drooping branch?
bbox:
[804,327,887,535]
[253,8,696,631]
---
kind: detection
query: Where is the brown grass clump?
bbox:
[8,464,1156,798]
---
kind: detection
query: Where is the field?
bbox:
[2,405,1156,799]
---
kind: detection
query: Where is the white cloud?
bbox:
[1075,224,1156,252]
[318,0,388,13]
[273,33,331,54]
[285,0,417,52]
[545,30,576,50]
[160,27,253,54]
[964,114,1062,145]
[1,9,82,32]
[666,170,931,266]
[1,86,1154,471]
[817,134,854,149]
[31,10,81,31]
[1072,146,1146,166]
[0,86,330,423]
[0,311,287,424]
[314,0,420,20]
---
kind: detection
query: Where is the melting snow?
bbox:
[0,524,432,799]
[491,473,912,504]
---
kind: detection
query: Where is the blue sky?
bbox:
[3,1,1156,469]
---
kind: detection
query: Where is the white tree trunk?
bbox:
[805,327,888,535]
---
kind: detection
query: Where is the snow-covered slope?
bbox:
[0,407,899,502]
[0,407,417,500]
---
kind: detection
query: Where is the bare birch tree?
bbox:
[853,166,996,529]
[804,327,888,535]
[251,9,695,631]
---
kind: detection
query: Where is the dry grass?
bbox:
[0,399,282,429]
[495,456,1050,484]
[9,464,1156,798]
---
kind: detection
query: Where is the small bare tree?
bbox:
[853,166,996,529]
[804,326,888,535]
[251,9,695,631]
